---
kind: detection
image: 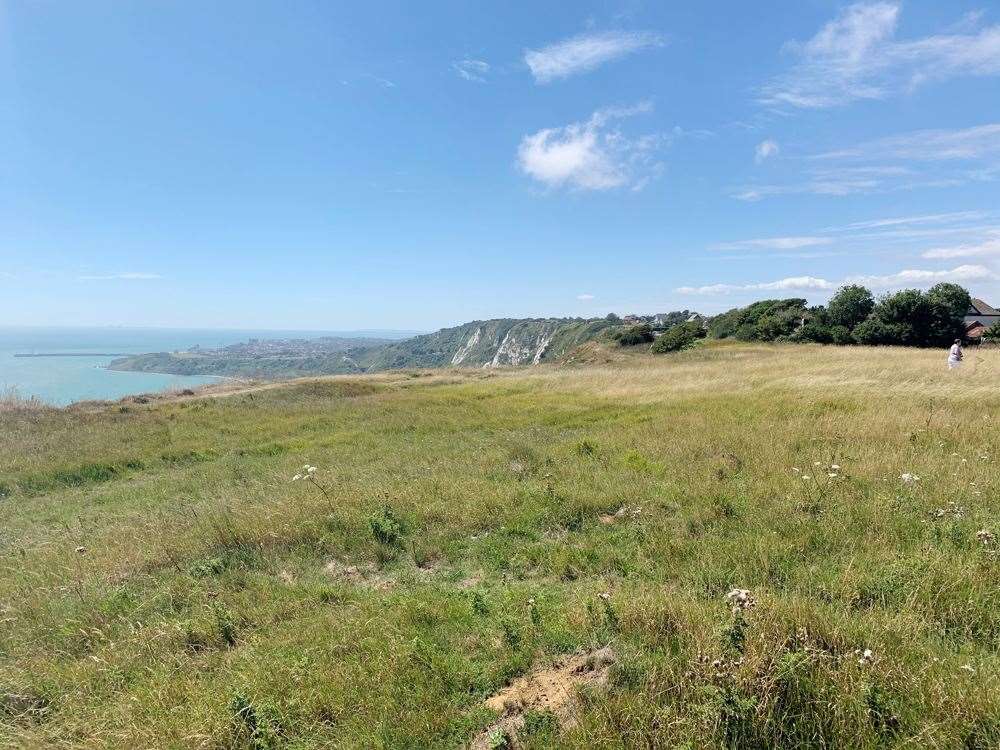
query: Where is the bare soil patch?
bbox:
[322,559,395,590]
[471,647,615,748]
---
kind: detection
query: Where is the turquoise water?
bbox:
[0,327,395,407]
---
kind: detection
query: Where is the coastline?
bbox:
[101,366,236,382]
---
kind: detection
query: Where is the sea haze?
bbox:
[0,327,413,406]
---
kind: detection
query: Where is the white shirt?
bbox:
[949,344,962,362]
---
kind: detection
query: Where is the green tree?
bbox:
[925,283,971,347]
[853,289,933,346]
[826,285,874,331]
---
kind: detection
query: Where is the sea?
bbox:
[0,327,411,407]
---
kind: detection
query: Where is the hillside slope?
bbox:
[109,318,621,378]
[363,317,618,371]
[4,343,1000,748]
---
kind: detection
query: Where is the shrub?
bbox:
[230,693,282,750]
[790,309,834,343]
[852,317,899,346]
[709,299,807,341]
[369,505,406,549]
[830,325,854,345]
[982,321,1000,343]
[652,321,705,353]
[613,324,654,346]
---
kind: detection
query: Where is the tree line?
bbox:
[612,283,979,353]
[707,283,972,348]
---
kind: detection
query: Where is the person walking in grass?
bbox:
[948,338,964,370]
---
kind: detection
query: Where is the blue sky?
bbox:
[2,0,1000,330]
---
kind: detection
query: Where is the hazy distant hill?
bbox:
[109,317,640,378]
[109,336,387,379]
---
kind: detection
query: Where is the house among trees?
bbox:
[964,298,1000,341]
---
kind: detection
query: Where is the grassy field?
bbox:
[2,341,1000,749]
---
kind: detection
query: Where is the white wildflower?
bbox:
[900,473,920,483]
[859,648,874,665]
[725,588,755,614]
[291,474,303,482]
[975,529,995,546]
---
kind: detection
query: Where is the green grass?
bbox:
[2,343,1000,748]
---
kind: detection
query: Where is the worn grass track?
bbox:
[2,342,999,748]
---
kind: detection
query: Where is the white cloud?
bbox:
[710,236,832,251]
[761,2,1000,108]
[921,235,1000,259]
[755,139,780,163]
[677,276,835,295]
[577,293,595,300]
[453,59,490,82]
[79,272,162,281]
[517,102,663,191]
[677,265,996,295]
[849,264,997,287]
[525,31,663,83]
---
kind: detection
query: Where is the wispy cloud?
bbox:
[733,177,882,201]
[525,30,663,83]
[452,59,490,82]
[755,139,779,164]
[733,123,1000,201]
[710,236,832,251]
[79,272,162,281]
[823,211,990,232]
[814,123,1000,161]
[677,264,997,295]
[517,102,664,191]
[761,2,1000,108]
[361,74,396,88]
[576,293,595,300]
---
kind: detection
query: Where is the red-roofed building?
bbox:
[965,298,1000,341]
